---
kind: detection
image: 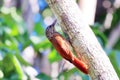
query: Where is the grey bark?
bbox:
[46,0,119,80]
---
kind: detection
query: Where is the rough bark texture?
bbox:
[46,0,119,80]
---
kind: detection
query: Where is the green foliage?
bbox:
[111,8,120,29]
[48,49,62,63]
[108,51,120,78]
[114,38,120,50]
[34,22,45,35]
[36,73,51,80]
[0,11,29,79]
[0,54,24,80]
[58,68,89,80]
[92,24,107,47]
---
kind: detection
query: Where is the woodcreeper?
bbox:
[46,20,88,74]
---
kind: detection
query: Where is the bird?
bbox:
[46,20,88,74]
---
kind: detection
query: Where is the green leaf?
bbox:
[114,38,120,50]
[48,49,61,63]
[10,26,19,36]
[92,27,107,47]
[16,34,31,50]
[15,53,30,66]
[38,39,51,49]
[111,8,120,28]
[1,54,14,76]
[31,36,51,51]
[108,51,120,78]
[36,73,51,80]
[10,73,20,80]
[1,54,25,79]
[34,23,44,35]
[11,54,24,80]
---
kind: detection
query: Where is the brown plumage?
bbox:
[46,21,88,74]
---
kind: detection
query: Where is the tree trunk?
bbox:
[45,0,119,80]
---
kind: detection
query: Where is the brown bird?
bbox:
[46,20,88,74]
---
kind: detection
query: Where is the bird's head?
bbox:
[46,20,57,39]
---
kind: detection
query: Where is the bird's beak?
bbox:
[50,20,57,32]
[51,20,57,27]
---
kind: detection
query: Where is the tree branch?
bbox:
[46,0,119,79]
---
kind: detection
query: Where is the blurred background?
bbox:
[0,0,120,80]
